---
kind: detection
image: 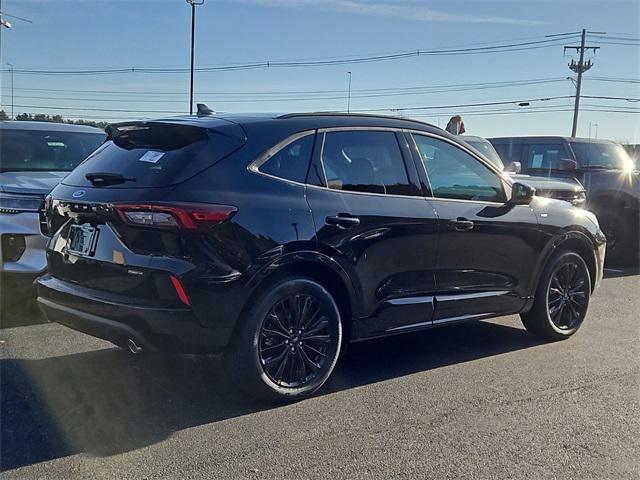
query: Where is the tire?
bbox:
[230,277,342,402]
[598,211,633,266]
[521,251,591,341]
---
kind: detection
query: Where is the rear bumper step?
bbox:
[36,275,227,353]
[37,296,153,350]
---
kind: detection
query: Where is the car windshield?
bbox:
[570,142,634,171]
[0,129,106,172]
[463,138,505,170]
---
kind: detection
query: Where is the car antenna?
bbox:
[197,103,215,116]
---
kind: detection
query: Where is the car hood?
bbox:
[510,174,584,193]
[0,171,69,196]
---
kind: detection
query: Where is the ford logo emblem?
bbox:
[72,190,86,198]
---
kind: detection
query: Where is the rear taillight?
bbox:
[113,203,236,230]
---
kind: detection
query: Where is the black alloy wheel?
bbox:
[547,260,588,330]
[259,294,334,388]
[521,251,591,340]
[232,277,342,402]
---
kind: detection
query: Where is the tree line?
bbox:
[0,110,109,129]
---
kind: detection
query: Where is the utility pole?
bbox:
[186,0,204,115]
[6,62,12,118]
[347,71,352,113]
[564,29,603,137]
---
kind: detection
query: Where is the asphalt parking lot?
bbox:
[1,267,638,479]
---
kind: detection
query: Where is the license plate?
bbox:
[67,224,97,256]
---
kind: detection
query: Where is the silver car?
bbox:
[1,121,105,294]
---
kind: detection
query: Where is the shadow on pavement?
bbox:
[603,265,640,279]
[1,320,542,471]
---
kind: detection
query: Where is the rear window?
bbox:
[62,122,246,188]
[0,129,106,172]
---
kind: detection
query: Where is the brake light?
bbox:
[113,203,236,230]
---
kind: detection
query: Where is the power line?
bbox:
[0,36,582,76]
[0,79,576,104]
[8,94,636,116]
[0,77,568,96]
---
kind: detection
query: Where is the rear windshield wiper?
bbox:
[85,172,136,186]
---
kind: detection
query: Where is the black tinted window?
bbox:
[259,134,314,183]
[63,123,245,188]
[570,142,631,170]
[0,129,105,172]
[526,144,567,171]
[492,142,522,164]
[321,130,413,195]
[413,134,506,202]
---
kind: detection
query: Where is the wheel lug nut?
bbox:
[285,340,289,344]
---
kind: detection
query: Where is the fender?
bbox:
[245,248,362,318]
[523,228,599,312]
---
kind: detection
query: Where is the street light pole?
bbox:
[186,0,204,115]
[347,71,352,113]
[6,62,12,118]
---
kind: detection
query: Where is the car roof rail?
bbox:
[276,112,440,130]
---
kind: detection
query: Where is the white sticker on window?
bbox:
[139,151,165,163]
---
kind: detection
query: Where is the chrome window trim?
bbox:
[247,129,317,187]
[405,129,513,203]
[318,126,419,198]
[246,126,514,206]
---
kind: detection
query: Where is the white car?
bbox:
[1,121,105,297]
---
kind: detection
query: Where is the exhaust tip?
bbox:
[127,338,142,354]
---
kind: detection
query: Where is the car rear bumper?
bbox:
[36,274,228,353]
[0,211,48,274]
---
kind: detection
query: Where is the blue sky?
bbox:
[1,0,638,141]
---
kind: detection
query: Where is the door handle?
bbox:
[448,217,474,231]
[326,215,360,229]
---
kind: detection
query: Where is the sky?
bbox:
[0,0,638,141]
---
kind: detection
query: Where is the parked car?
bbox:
[488,136,639,264]
[623,144,639,166]
[37,112,605,402]
[0,121,106,297]
[458,135,587,207]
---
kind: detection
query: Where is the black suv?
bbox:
[38,113,605,401]
[489,136,639,264]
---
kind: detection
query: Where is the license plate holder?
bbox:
[67,224,97,256]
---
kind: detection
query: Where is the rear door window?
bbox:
[63,122,246,188]
[525,143,569,173]
[320,130,416,196]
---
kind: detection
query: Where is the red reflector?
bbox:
[113,203,236,230]
[170,275,191,306]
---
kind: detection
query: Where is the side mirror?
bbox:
[505,161,522,174]
[509,182,535,205]
[557,158,577,171]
